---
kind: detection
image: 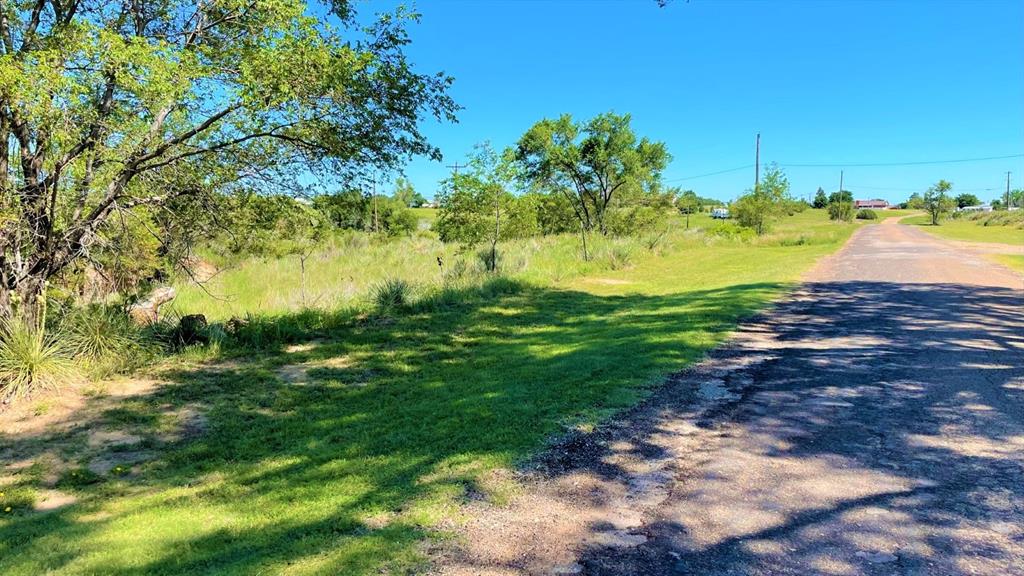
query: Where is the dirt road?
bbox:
[436,219,1024,576]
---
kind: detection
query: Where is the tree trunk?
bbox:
[579,222,590,262]
[2,274,48,330]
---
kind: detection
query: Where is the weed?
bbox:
[55,468,104,489]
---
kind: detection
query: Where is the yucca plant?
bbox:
[0,319,78,402]
[61,306,146,376]
[372,278,413,310]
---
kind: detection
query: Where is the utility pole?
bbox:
[754,133,761,192]
[446,162,465,179]
[1007,171,1012,209]
[839,170,847,219]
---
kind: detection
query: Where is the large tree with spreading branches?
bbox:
[514,112,670,238]
[0,0,457,322]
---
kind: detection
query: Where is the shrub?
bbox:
[0,320,78,401]
[827,201,854,222]
[711,221,756,241]
[856,209,878,220]
[61,306,149,376]
[372,278,413,309]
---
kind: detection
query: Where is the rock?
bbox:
[177,314,209,345]
[127,286,176,325]
[856,550,898,564]
[225,316,249,335]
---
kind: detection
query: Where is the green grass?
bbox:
[410,207,438,229]
[989,253,1024,273]
[903,211,1024,245]
[875,209,921,219]
[0,210,868,575]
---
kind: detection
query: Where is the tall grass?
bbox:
[172,211,868,325]
[0,319,78,401]
[60,306,153,376]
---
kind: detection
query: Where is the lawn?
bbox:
[1,211,867,575]
[903,212,1024,245]
[989,254,1024,273]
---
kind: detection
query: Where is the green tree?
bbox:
[0,1,457,323]
[923,180,955,225]
[827,201,854,222]
[733,164,791,235]
[435,144,537,270]
[906,192,925,210]
[998,189,1023,210]
[534,191,579,235]
[312,189,415,236]
[676,189,700,229]
[515,112,670,238]
[825,189,854,222]
[955,193,981,209]
[410,192,429,208]
[828,190,854,204]
[392,177,417,207]
[812,187,828,209]
[313,190,372,231]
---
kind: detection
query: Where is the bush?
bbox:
[313,190,416,236]
[372,278,413,309]
[856,209,878,220]
[0,320,78,401]
[827,201,854,222]
[604,205,668,237]
[711,221,756,241]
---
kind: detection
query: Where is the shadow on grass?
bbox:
[0,278,787,574]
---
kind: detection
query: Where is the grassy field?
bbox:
[990,254,1024,273]
[2,210,871,575]
[410,207,438,229]
[903,211,1024,245]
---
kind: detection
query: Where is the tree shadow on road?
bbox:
[561,280,1024,575]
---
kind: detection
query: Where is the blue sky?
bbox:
[364,0,1024,204]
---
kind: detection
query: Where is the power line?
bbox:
[664,152,1023,185]
[777,153,1024,168]
[845,184,1001,193]
[664,164,754,183]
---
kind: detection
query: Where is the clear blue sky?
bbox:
[365,0,1024,204]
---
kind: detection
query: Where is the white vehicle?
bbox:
[711,208,730,219]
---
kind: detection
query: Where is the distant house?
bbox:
[854,199,889,209]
